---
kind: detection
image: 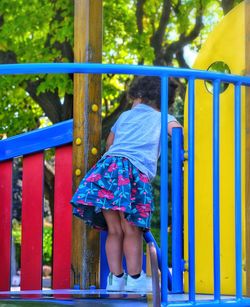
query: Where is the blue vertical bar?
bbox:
[188,78,195,302]
[143,231,173,291]
[213,80,221,300]
[172,127,184,293]
[160,75,169,304]
[100,231,109,289]
[143,231,162,269]
[234,83,242,299]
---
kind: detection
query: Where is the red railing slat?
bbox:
[52,145,72,289]
[21,153,44,290]
[0,161,12,290]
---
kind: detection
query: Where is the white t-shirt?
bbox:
[103,103,177,180]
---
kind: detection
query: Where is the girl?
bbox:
[71,76,182,292]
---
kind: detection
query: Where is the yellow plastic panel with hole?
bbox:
[183,2,246,295]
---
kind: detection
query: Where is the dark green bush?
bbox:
[43,226,52,265]
[12,223,53,268]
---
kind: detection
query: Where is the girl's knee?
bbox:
[102,209,123,236]
[123,222,142,237]
[108,225,124,237]
[119,212,142,236]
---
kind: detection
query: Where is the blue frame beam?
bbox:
[0,120,73,161]
[0,63,249,85]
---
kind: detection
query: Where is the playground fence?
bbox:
[0,63,250,306]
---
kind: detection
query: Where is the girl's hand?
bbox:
[106,132,115,151]
[168,121,183,136]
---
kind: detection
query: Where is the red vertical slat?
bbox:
[21,153,44,290]
[0,160,12,290]
[52,145,72,289]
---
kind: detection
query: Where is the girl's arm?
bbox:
[106,131,115,151]
[168,120,183,136]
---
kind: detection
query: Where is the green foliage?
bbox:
[12,219,21,245]
[12,221,53,268]
[0,0,243,136]
[0,0,74,135]
[0,77,43,136]
[43,226,52,265]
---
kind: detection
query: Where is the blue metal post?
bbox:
[188,78,195,302]
[100,231,109,289]
[160,75,169,303]
[234,83,242,300]
[212,80,221,300]
[172,127,184,293]
[143,231,173,290]
[143,231,162,269]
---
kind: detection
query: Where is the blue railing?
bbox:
[0,63,249,306]
[0,120,73,161]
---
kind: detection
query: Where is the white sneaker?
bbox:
[106,272,126,291]
[125,271,147,292]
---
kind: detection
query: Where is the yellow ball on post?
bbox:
[91,147,98,155]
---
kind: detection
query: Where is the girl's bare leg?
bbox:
[119,212,143,275]
[102,209,124,275]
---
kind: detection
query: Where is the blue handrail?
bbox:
[0,63,248,84]
[0,120,73,161]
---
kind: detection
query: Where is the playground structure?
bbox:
[0,62,249,307]
[1,1,250,306]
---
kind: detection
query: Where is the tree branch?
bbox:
[53,40,74,62]
[176,48,190,68]
[25,79,63,123]
[44,161,55,221]
[150,0,171,64]
[136,0,146,34]
[221,0,235,15]
[45,3,74,62]
[163,3,203,65]
[136,0,146,65]
[172,0,181,15]
[0,15,4,28]
[62,92,73,119]
[0,50,17,64]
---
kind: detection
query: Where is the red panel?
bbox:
[0,161,12,290]
[21,153,44,290]
[52,145,72,289]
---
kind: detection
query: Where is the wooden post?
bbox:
[245,0,250,296]
[72,0,102,289]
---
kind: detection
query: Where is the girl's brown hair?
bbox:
[128,76,177,110]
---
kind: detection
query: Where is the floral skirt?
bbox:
[70,156,154,231]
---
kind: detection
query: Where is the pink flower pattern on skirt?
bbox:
[139,173,149,183]
[108,163,118,172]
[86,173,102,182]
[118,175,130,186]
[71,156,154,231]
[98,189,114,199]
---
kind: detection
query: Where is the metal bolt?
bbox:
[91,104,99,112]
[75,138,82,145]
[75,169,81,176]
[91,147,98,155]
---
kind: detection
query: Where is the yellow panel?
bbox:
[183,2,246,295]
